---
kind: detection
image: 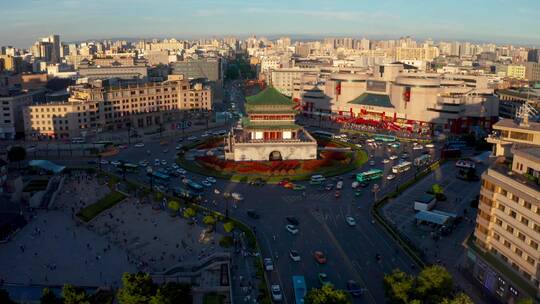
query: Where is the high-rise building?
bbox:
[466,117,540,302]
[525,62,540,82]
[527,49,540,63]
[506,65,527,80]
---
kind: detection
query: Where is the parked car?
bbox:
[346,280,364,296]
[271,285,283,302]
[318,273,331,286]
[134,143,145,148]
[386,174,396,180]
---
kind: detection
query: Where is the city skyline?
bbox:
[2,0,540,47]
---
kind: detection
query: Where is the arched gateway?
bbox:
[269,151,283,161]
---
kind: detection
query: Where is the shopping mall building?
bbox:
[300,63,499,135]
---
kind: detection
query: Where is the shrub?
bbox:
[218,236,234,248]
[223,221,235,233]
[168,200,180,212]
[183,207,196,218]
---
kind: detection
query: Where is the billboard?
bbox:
[366,80,387,93]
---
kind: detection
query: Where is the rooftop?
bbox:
[493,118,540,132]
[245,86,296,107]
[348,93,394,108]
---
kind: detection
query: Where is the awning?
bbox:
[415,210,450,226]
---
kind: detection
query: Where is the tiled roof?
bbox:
[246,86,296,106]
[348,93,394,108]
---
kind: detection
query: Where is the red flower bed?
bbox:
[320,151,347,161]
[198,138,224,149]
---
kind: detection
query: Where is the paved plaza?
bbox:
[0,171,227,288]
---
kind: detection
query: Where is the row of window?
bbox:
[492,215,539,251]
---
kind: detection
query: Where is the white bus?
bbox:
[455,159,475,169]
[392,161,412,174]
[310,175,326,184]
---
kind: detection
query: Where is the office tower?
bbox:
[528,49,540,63]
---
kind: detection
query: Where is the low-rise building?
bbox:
[23,76,211,139]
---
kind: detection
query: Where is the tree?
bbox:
[41,288,61,304]
[7,146,26,169]
[516,298,534,304]
[168,200,180,214]
[223,221,235,233]
[441,293,474,304]
[150,282,192,304]
[203,215,217,226]
[415,265,453,302]
[383,269,415,304]
[62,284,90,304]
[182,207,196,219]
[305,284,350,304]
[0,289,16,304]
[117,272,157,304]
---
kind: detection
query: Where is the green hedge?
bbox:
[77,191,126,222]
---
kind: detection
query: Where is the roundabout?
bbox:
[177,136,368,184]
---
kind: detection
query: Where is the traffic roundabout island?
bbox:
[177,136,368,183]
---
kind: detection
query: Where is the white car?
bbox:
[382,159,390,164]
[413,145,423,150]
[161,160,167,165]
[110,160,120,166]
[346,216,356,227]
[202,180,212,187]
[355,144,362,148]
[386,174,396,180]
[138,160,148,166]
[206,177,216,183]
[389,155,398,160]
[351,181,359,189]
[366,139,375,143]
[264,258,274,271]
[369,160,375,166]
[187,136,197,141]
[177,168,187,175]
[271,285,283,302]
[175,145,182,150]
[425,143,435,148]
[289,250,301,262]
[286,225,299,235]
[134,143,145,148]
[172,164,179,169]
[336,181,343,190]
[100,160,109,165]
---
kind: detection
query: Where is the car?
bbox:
[278,179,291,186]
[355,190,362,197]
[118,145,127,149]
[386,174,396,180]
[425,143,435,148]
[201,132,210,138]
[163,149,169,153]
[382,159,390,164]
[247,210,260,219]
[263,258,274,271]
[206,177,216,183]
[175,145,182,150]
[293,184,306,191]
[314,251,327,264]
[110,160,121,166]
[289,250,301,262]
[391,143,400,148]
[325,184,333,191]
[334,191,341,198]
[286,217,299,225]
[336,181,343,190]
[351,181,359,189]
[355,144,362,148]
[369,160,375,166]
[172,164,179,169]
[201,180,212,187]
[318,273,331,286]
[413,144,423,150]
[366,138,375,143]
[100,160,109,165]
[187,136,197,141]
[346,280,364,296]
[283,182,295,189]
[134,143,145,148]
[346,216,356,226]
[161,160,167,165]
[389,155,398,160]
[138,160,148,166]
[401,153,409,159]
[271,285,283,302]
[154,159,160,165]
[286,224,299,235]
[177,169,187,175]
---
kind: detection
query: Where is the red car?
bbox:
[284,182,295,189]
[334,191,341,198]
[278,179,291,186]
[314,251,327,264]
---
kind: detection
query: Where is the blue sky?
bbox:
[1,0,539,47]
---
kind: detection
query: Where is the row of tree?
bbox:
[0,272,192,304]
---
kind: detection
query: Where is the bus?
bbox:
[374,134,397,142]
[392,161,412,174]
[414,154,431,167]
[117,163,139,172]
[356,169,383,182]
[149,171,170,182]
[292,275,307,304]
[187,180,204,193]
[312,130,334,139]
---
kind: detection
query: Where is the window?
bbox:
[526,256,535,266]
[493,233,500,241]
[520,217,529,226]
[498,204,506,212]
[504,240,511,248]
[506,225,514,234]
[518,232,526,241]
[524,201,532,210]
[530,240,539,250]
[534,224,540,233]
[496,218,503,226]
[510,210,517,218]
[515,247,523,257]
[512,194,519,203]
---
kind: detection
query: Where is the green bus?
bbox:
[374,134,397,142]
[356,169,383,182]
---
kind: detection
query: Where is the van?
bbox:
[310,175,326,184]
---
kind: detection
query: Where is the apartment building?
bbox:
[466,118,540,302]
[23,76,212,139]
[270,68,318,97]
[0,90,44,139]
[507,65,527,80]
